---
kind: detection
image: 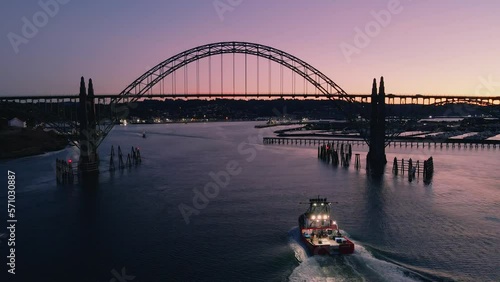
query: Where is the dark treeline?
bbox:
[0,99,498,127]
[112,99,500,121]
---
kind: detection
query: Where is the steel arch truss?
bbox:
[100,41,363,143]
[104,41,407,145]
[113,41,354,104]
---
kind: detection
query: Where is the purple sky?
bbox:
[1,0,499,96]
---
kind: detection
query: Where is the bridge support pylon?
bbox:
[367,77,387,175]
[78,77,99,179]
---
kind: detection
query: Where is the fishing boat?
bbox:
[298,197,355,255]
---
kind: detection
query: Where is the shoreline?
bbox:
[0,128,69,160]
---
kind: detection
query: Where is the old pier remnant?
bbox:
[318,143,352,167]
[392,156,434,184]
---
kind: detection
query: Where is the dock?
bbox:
[263,137,499,149]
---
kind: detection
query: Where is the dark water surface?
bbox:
[1,122,499,281]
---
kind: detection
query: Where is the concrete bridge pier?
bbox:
[367,77,387,175]
[78,77,99,179]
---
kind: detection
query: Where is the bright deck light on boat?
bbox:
[333,221,337,225]
[321,203,324,206]
[323,215,328,219]
[313,203,317,206]
[311,215,316,220]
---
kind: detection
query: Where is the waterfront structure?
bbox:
[8,117,26,128]
[78,77,99,176]
[368,77,387,173]
[0,41,497,151]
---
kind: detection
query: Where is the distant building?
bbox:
[8,117,26,128]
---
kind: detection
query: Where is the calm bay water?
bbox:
[1,121,499,281]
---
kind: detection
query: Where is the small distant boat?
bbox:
[142,132,146,138]
[298,197,355,255]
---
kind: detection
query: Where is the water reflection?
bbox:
[362,174,388,247]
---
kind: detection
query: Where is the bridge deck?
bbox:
[2,93,499,109]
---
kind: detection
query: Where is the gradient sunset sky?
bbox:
[1,0,499,96]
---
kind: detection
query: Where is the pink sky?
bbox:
[1,0,499,96]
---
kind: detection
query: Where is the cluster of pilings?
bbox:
[392,156,434,183]
[317,143,353,168]
[56,159,75,184]
[109,145,141,171]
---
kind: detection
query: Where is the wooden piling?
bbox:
[136,148,141,163]
[408,158,413,182]
[392,157,398,175]
[109,145,115,171]
[423,156,434,184]
[126,153,132,168]
[118,146,124,169]
[56,158,61,183]
[354,153,360,170]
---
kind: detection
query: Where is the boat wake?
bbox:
[287,227,424,282]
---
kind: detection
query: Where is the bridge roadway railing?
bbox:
[1,94,500,105]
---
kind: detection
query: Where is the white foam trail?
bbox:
[287,227,308,263]
[345,244,420,282]
[289,256,361,282]
[287,227,362,281]
[287,227,420,282]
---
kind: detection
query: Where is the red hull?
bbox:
[300,229,355,255]
[298,197,355,255]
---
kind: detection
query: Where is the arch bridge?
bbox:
[0,41,498,149]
